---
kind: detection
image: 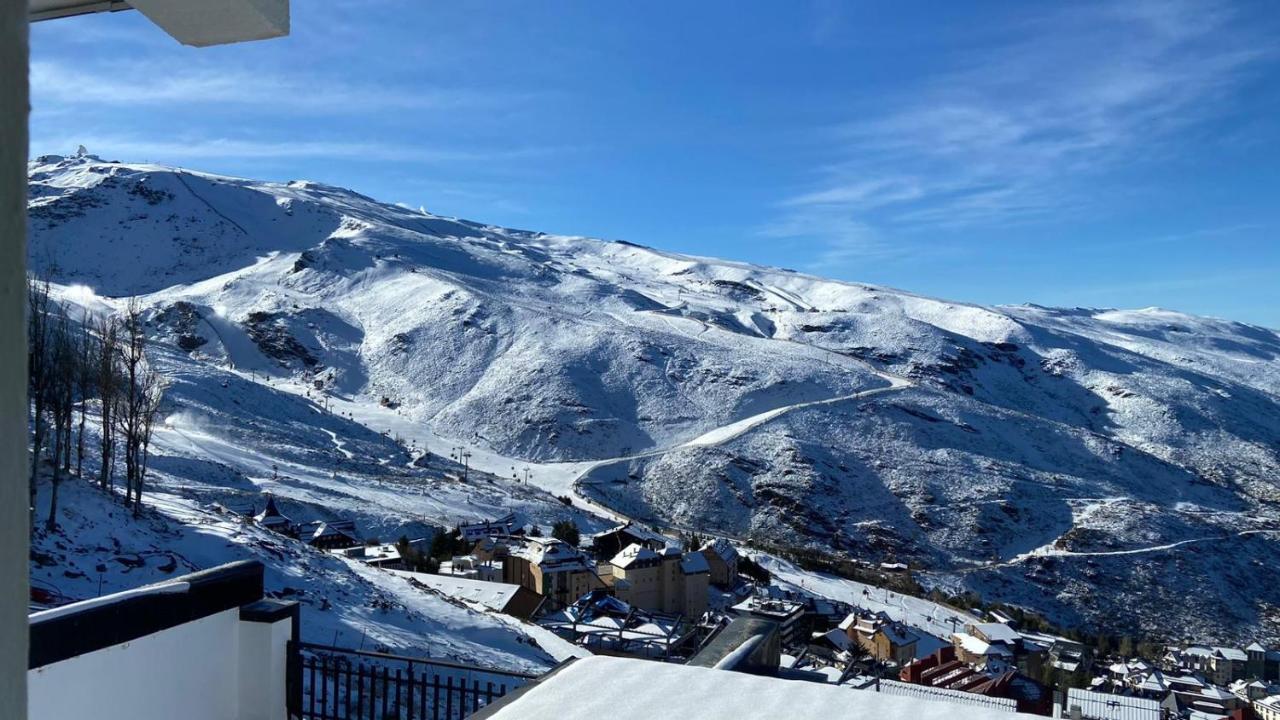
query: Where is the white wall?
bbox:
[29,609,294,720]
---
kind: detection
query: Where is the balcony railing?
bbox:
[291,641,536,720]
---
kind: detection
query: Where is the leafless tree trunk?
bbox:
[116,300,145,509]
[114,298,163,515]
[136,367,164,515]
[75,309,96,477]
[28,276,52,529]
[46,307,75,532]
[96,314,119,493]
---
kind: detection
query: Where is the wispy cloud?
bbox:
[30,59,533,114]
[768,0,1274,265]
[30,133,569,166]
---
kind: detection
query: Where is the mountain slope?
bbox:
[27,153,1280,644]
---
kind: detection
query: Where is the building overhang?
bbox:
[29,0,288,47]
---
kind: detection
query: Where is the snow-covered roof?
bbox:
[878,622,919,647]
[1214,647,1247,662]
[1066,688,1161,720]
[388,570,523,613]
[1246,641,1266,652]
[838,613,857,631]
[954,632,1013,657]
[1134,672,1167,693]
[611,543,659,569]
[818,628,852,652]
[1198,685,1234,700]
[511,538,592,572]
[876,680,1020,712]
[309,520,357,542]
[701,537,738,563]
[481,655,1040,719]
[680,551,710,575]
[972,622,1021,644]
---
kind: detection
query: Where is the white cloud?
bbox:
[768,0,1273,263]
[29,133,566,166]
[29,60,531,114]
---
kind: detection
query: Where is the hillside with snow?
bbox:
[27,152,1280,645]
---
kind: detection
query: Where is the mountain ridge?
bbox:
[27,153,1280,644]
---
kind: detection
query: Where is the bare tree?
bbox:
[27,276,52,529]
[115,299,146,510]
[96,314,120,492]
[45,307,75,532]
[75,309,96,478]
[136,367,165,512]
[113,299,164,515]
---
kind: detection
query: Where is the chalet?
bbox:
[1247,642,1280,682]
[952,622,1045,676]
[304,520,360,550]
[700,537,740,588]
[587,522,668,562]
[502,537,603,608]
[253,495,297,538]
[1230,678,1272,703]
[843,610,920,666]
[1181,645,1249,685]
[605,543,710,619]
[459,512,517,542]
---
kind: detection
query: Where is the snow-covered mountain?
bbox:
[27,153,1280,645]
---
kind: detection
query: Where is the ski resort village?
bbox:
[9,2,1280,720]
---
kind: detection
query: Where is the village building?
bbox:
[699,537,739,588]
[1247,642,1280,682]
[587,522,668,561]
[334,542,406,569]
[898,645,1051,715]
[388,570,545,620]
[1180,645,1249,686]
[1064,688,1161,720]
[539,591,694,660]
[952,622,1045,677]
[252,494,298,538]
[604,543,709,618]
[1230,678,1273,704]
[458,512,517,542]
[439,554,503,582]
[1256,694,1280,720]
[304,519,360,550]
[502,537,603,608]
[732,596,806,649]
[842,610,920,666]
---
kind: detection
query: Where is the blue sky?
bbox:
[29,1,1280,327]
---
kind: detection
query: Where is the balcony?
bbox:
[27,561,533,720]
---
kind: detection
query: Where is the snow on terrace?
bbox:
[755,553,980,651]
[478,655,1039,720]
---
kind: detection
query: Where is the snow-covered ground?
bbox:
[26,153,1280,644]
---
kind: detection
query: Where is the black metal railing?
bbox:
[289,641,536,720]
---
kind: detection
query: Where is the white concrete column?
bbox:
[237,608,296,720]
[0,2,30,718]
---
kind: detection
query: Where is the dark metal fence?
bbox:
[289,641,536,720]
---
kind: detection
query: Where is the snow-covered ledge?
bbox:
[27,560,299,720]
